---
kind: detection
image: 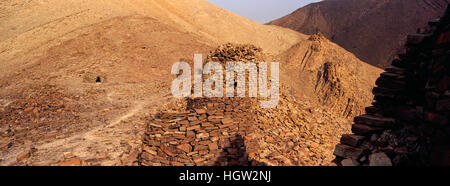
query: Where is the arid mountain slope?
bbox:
[0,0,380,166]
[269,0,449,67]
[142,0,306,55]
[0,0,304,75]
[0,14,217,165]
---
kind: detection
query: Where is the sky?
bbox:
[206,0,322,23]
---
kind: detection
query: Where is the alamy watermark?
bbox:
[171,54,279,108]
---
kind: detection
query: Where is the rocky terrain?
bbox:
[0,0,381,166]
[269,0,449,68]
[334,7,450,166]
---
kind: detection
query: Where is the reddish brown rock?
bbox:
[208,142,218,151]
[177,144,192,153]
[188,117,198,121]
[0,138,13,151]
[194,145,209,151]
[424,111,448,125]
[16,149,32,162]
[59,158,82,166]
[221,118,234,125]
[354,115,396,127]
[333,144,362,159]
[352,124,383,135]
[195,109,207,114]
[437,76,450,92]
[340,134,365,147]
[436,31,450,44]
[178,120,189,125]
[187,125,200,131]
[171,161,185,166]
[186,131,196,138]
[201,122,214,127]
[341,158,358,166]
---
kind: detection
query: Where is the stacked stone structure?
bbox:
[139,97,264,166]
[334,6,450,166]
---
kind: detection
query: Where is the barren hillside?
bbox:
[269,0,449,67]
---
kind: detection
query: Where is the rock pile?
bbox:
[139,97,262,166]
[206,43,268,63]
[334,6,450,166]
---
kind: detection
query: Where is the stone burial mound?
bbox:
[139,44,266,166]
[334,6,450,166]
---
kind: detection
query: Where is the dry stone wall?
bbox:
[334,6,450,166]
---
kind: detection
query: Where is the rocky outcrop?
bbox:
[334,6,450,166]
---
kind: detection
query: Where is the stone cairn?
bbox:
[139,43,266,166]
[206,43,266,63]
[334,6,450,166]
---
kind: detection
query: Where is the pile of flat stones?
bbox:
[334,7,450,166]
[139,97,263,166]
[206,43,266,63]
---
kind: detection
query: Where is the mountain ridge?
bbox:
[269,0,449,67]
